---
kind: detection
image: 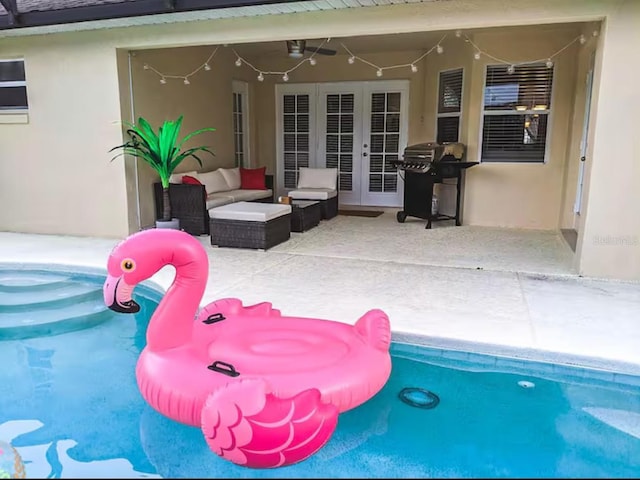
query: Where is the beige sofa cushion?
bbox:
[205,194,234,210]
[169,170,198,184]
[220,167,242,190]
[199,169,230,194]
[223,189,272,202]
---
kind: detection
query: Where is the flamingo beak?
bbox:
[104,274,140,314]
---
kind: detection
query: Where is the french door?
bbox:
[276,80,409,207]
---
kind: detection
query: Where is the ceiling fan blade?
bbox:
[305,46,337,56]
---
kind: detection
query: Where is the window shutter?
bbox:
[437,117,460,144]
[438,68,463,114]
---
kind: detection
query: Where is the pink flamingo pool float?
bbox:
[103,229,392,469]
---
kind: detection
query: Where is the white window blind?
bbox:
[232,81,249,168]
[283,94,311,189]
[436,68,463,144]
[0,59,28,110]
[481,63,554,163]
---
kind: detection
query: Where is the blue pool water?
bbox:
[1,267,639,478]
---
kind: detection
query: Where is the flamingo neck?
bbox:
[146,248,208,352]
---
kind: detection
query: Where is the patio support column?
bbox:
[575,0,640,281]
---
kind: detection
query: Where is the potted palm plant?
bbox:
[110,115,215,229]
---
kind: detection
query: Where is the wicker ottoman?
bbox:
[290,200,321,232]
[209,202,292,250]
[287,189,338,220]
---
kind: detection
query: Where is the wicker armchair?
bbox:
[154,174,274,235]
[287,168,339,220]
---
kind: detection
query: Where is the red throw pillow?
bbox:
[240,167,267,190]
[182,175,202,186]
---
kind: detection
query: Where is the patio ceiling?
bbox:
[0,0,436,34]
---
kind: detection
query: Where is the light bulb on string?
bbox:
[204,63,211,71]
[183,77,190,85]
[410,64,418,73]
[160,77,167,84]
[455,30,462,38]
[143,64,149,70]
[474,51,481,60]
[545,59,554,68]
[579,34,586,44]
[309,57,317,66]
[282,73,289,82]
[257,72,264,82]
[348,56,355,64]
[436,44,444,54]
[507,65,515,75]
[376,69,383,77]
[235,57,242,67]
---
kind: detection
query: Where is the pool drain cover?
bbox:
[398,387,440,409]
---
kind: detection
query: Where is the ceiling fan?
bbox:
[286,40,337,58]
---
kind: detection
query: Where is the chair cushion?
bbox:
[240,167,267,190]
[220,167,241,190]
[209,201,291,222]
[297,167,338,190]
[288,188,338,200]
[199,169,231,194]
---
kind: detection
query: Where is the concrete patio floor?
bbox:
[1,211,638,375]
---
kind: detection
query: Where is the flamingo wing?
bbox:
[201,378,339,468]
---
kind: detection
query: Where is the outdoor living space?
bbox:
[111,15,626,279]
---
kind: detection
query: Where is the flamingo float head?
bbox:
[103,229,204,314]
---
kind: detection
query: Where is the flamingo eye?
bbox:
[121,259,136,272]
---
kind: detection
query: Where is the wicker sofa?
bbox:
[154,167,274,236]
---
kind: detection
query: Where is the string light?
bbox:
[340,34,447,77]
[139,28,598,85]
[141,46,220,85]
[230,37,330,82]
[461,30,597,70]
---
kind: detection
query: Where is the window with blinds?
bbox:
[436,68,463,144]
[232,92,245,167]
[283,94,311,189]
[481,63,554,163]
[0,59,28,110]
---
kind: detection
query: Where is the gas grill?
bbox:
[391,142,478,229]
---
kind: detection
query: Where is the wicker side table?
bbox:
[290,200,321,232]
[209,202,292,250]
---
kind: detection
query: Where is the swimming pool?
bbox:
[1,266,639,478]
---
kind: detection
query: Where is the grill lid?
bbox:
[403,142,466,163]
